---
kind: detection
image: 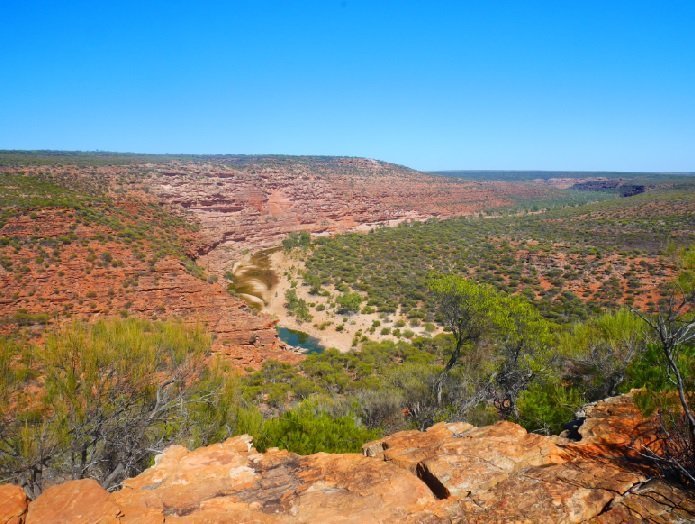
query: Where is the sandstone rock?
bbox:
[576,391,659,450]
[363,392,694,523]
[587,479,695,523]
[364,420,567,498]
[0,209,301,370]
[26,479,121,523]
[118,436,436,522]
[0,484,27,524]
[17,393,694,522]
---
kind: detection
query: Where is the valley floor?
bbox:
[262,248,440,352]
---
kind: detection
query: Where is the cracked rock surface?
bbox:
[3,391,693,522]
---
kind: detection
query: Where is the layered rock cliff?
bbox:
[4,158,540,275]
[1,157,546,369]
[0,205,299,369]
[2,392,692,523]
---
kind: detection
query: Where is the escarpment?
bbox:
[5,158,539,275]
[1,157,538,369]
[0,175,301,369]
[4,393,693,523]
[128,162,512,274]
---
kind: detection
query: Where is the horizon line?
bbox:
[0,149,693,175]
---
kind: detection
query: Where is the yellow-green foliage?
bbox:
[0,319,211,494]
[559,309,648,400]
[251,401,380,454]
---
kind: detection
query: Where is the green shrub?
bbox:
[517,381,584,435]
[282,231,311,251]
[0,318,212,496]
[13,310,50,326]
[337,292,362,314]
[285,289,312,323]
[252,402,380,454]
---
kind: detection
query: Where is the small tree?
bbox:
[634,246,695,486]
[565,309,646,401]
[428,275,500,406]
[0,338,60,499]
[337,292,362,315]
[285,289,312,323]
[492,295,557,418]
[282,231,311,252]
[0,319,211,496]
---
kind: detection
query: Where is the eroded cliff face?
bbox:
[139,162,512,274]
[4,392,692,523]
[7,159,536,275]
[1,157,542,369]
[0,200,300,369]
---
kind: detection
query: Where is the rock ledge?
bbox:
[2,392,693,523]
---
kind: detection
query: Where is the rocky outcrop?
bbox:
[0,485,27,524]
[362,393,691,522]
[4,392,693,523]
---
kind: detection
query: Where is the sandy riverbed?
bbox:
[262,248,439,352]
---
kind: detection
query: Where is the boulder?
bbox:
[26,479,121,523]
[0,484,27,524]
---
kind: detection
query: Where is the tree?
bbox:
[492,295,557,418]
[285,289,312,323]
[337,292,362,315]
[0,338,60,499]
[282,231,311,251]
[564,309,646,401]
[0,319,211,496]
[428,275,501,406]
[634,245,695,486]
[304,272,323,295]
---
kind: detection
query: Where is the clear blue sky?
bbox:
[1,1,694,171]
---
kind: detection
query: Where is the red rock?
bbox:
[26,479,121,523]
[14,392,694,522]
[0,484,27,524]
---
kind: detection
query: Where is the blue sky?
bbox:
[1,1,694,171]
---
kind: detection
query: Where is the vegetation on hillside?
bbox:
[301,189,694,324]
[1,166,693,494]
[3,248,692,493]
[0,173,207,293]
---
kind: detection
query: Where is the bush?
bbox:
[517,381,584,435]
[0,319,212,497]
[285,289,312,323]
[282,231,311,251]
[252,402,380,454]
[13,310,50,326]
[337,292,362,314]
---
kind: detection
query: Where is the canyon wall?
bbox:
[1,157,532,367]
[104,158,523,274]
